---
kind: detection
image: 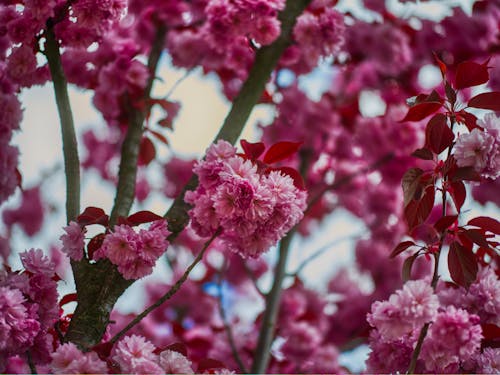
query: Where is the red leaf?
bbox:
[91,341,114,360]
[88,233,105,260]
[270,166,305,190]
[149,129,169,145]
[411,148,434,160]
[481,323,500,341]
[127,211,164,226]
[448,241,478,288]
[467,216,500,234]
[59,293,78,307]
[402,253,419,282]
[390,241,416,258]
[138,136,156,166]
[165,342,188,357]
[263,141,302,164]
[445,81,456,105]
[77,207,109,227]
[449,181,466,211]
[402,167,424,206]
[468,92,500,111]
[456,110,479,132]
[434,215,458,233]
[400,101,443,122]
[240,140,265,160]
[425,113,454,154]
[450,166,481,182]
[197,358,226,373]
[404,185,435,230]
[433,52,447,78]
[455,60,490,89]
[463,228,491,248]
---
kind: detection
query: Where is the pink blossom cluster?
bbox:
[94,220,170,279]
[59,221,86,261]
[0,249,59,371]
[205,0,284,48]
[284,1,345,73]
[185,140,307,258]
[454,113,500,179]
[367,278,488,373]
[3,187,45,237]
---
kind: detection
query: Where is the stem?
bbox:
[26,351,37,374]
[251,231,294,374]
[44,25,80,223]
[216,270,248,373]
[164,0,312,238]
[109,230,219,344]
[408,118,456,373]
[109,25,167,226]
[65,26,167,349]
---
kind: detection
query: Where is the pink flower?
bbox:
[19,248,55,276]
[186,140,307,258]
[467,266,500,325]
[159,349,193,374]
[454,128,499,179]
[2,186,44,236]
[112,335,162,374]
[368,280,439,341]
[0,286,40,355]
[60,221,86,261]
[421,306,482,372]
[51,343,108,374]
[474,347,500,373]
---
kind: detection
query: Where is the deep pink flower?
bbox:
[51,343,108,374]
[60,221,86,261]
[112,335,161,374]
[19,248,55,276]
[454,128,499,179]
[421,306,482,372]
[368,279,439,341]
[159,349,193,374]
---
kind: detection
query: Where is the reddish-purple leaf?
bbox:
[468,92,500,111]
[425,113,454,154]
[263,141,302,164]
[59,293,78,307]
[77,207,109,227]
[390,241,416,258]
[138,137,156,166]
[463,228,490,248]
[445,81,456,105]
[433,52,447,78]
[457,111,479,132]
[270,166,305,190]
[450,166,481,182]
[91,341,114,360]
[411,148,434,160]
[455,60,490,89]
[449,181,466,211]
[404,185,435,230]
[434,215,458,233]
[240,140,265,160]
[197,359,226,373]
[127,211,164,226]
[400,101,443,122]
[402,167,424,206]
[149,129,169,145]
[402,253,419,282]
[165,342,188,356]
[157,117,173,129]
[467,216,500,234]
[448,241,478,288]
[481,323,500,342]
[88,233,105,260]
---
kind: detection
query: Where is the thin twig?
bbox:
[163,68,196,100]
[251,230,294,373]
[216,267,248,373]
[407,118,457,373]
[26,351,37,374]
[243,261,266,297]
[108,229,220,344]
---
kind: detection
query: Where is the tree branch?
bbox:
[109,229,219,344]
[164,0,313,239]
[65,26,167,349]
[44,25,80,224]
[251,231,295,374]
